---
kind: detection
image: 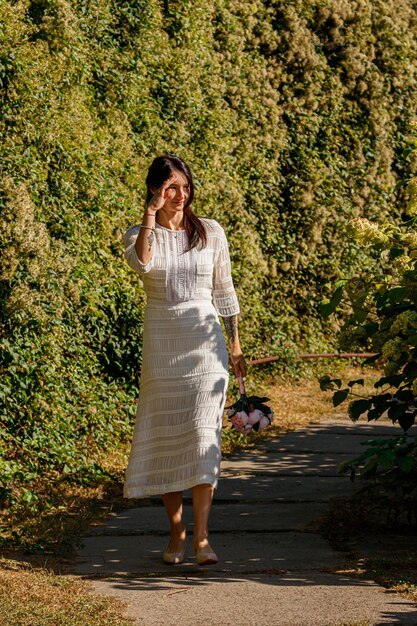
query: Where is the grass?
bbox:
[333,555,417,605]
[0,364,388,625]
[0,557,134,625]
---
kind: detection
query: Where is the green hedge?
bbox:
[1,0,417,506]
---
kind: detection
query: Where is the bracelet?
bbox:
[139,225,155,231]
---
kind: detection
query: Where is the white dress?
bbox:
[122,217,240,498]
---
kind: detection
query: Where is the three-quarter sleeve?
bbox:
[212,226,241,317]
[124,225,155,274]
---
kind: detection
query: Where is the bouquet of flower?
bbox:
[225,375,274,433]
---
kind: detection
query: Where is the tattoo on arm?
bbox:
[223,314,238,345]
[147,231,154,252]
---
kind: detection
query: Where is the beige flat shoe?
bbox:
[194,544,218,566]
[163,535,186,565]
[163,549,185,565]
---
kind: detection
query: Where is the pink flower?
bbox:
[231,410,249,432]
[247,409,264,426]
[258,415,271,431]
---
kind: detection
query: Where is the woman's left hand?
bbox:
[230,348,247,379]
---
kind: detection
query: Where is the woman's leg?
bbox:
[191,483,217,560]
[161,491,186,554]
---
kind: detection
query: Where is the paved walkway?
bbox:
[72,420,417,625]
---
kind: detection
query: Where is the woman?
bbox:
[123,154,246,566]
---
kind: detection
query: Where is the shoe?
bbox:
[163,549,185,565]
[163,536,186,565]
[194,543,218,566]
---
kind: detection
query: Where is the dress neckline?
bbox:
[155,222,186,233]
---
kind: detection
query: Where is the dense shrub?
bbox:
[319,165,417,517]
[2,0,417,509]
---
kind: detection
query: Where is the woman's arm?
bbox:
[134,210,157,265]
[134,174,176,265]
[212,223,247,378]
[223,314,246,379]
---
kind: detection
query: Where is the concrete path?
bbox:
[71,419,417,625]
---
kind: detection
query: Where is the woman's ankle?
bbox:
[171,525,186,539]
[193,534,210,549]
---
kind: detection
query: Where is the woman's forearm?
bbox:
[223,314,240,349]
[135,210,156,265]
[223,314,246,377]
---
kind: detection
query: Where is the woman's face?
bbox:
[160,169,191,213]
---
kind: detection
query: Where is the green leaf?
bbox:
[377,449,396,469]
[372,393,393,405]
[338,460,352,474]
[319,376,342,391]
[320,284,345,319]
[389,247,405,260]
[403,361,417,378]
[396,389,414,402]
[348,379,364,387]
[386,287,407,304]
[319,375,331,391]
[364,322,379,337]
[388,403,407,420]
[348,399,371,420]
[362,353,381,365]
[333,388,350,407]
[319,300,332,318]
[367,406,388,421]
[361,456,378,478]
[374,374,404,388]
[398,412,416,432]
[353,308,368,323]
[334,279,348,290]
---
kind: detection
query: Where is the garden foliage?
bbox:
[2,0,417,511]
[320,173,417,506]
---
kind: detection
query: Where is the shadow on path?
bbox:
[71,419,417,626]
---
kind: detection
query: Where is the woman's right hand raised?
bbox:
[146,174,177,214]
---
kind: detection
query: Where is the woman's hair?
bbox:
[145,154,207,251]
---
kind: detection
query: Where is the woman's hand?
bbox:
[230,348,247,379]
[147,174,177,214]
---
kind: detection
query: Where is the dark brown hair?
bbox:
[145,154,207,251]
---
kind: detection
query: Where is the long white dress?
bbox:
[122,217,240,498]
